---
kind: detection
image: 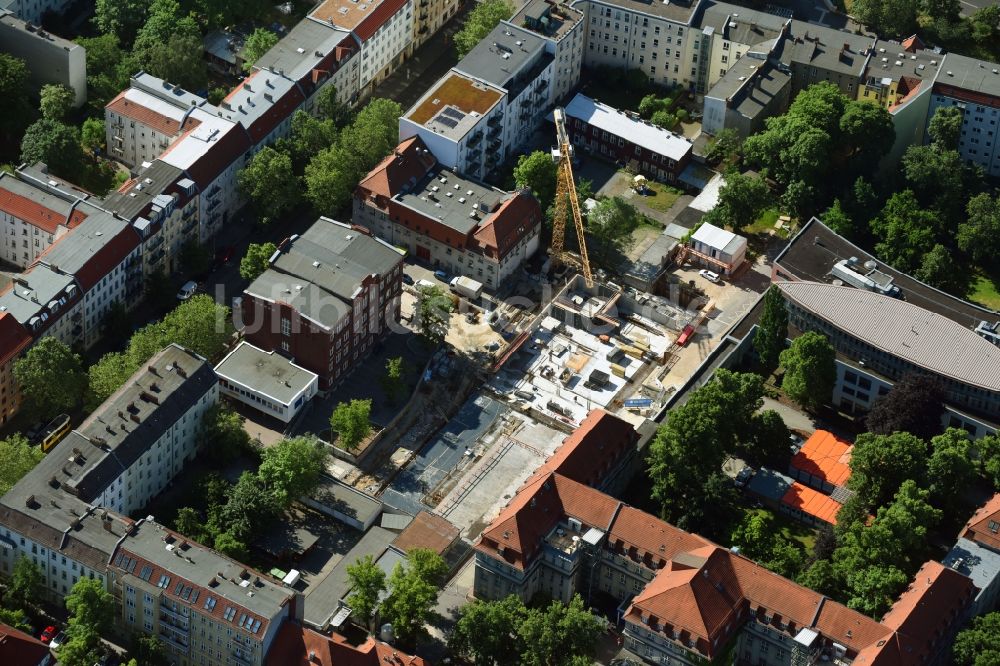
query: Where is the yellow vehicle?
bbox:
[39,414,71,452]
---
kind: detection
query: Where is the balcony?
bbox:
[487,114,503,128]
[468,130,483,143]
[158,631,190,653]
[181,219,198,235]
[159,611,189,633]
[232,650,253,666]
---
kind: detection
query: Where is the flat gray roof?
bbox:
[937,52,1000,97]
[254,17,352,82]
[747,467,793,502]
[102,161,184,221]
[786,20,874,77]
[395,168,505,236]
[943,538,1000,600]
[455,22,547,92]
[513,1,585,39]
[215,341,317,406]
[307,475,383,528]
[0,9,80,49]
[697,4,788,43]
[303,526,396,628]
[865,39,942,89]
[582,0,702,25]
[245,270,351,330]
[0,264,77,324]
[119,520,294,625]
[218,69,299,128]
[39,211,131,275]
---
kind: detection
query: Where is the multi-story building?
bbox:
[252,18,359,109]
[214,341,319,423]
[267,622,425,665]
[0,345,215,600]
[308,0,414,98]
[0,167,95,269]
[945,494,1000,616]
[109,520,300,666]
[217,68,305,148]
[34,211,142,348]
[0,622,53,665]
[925,51,1000,178]
[105,73,220,170]
[687,221,747,275]
[411,0,459,52]
[242,217,404,390]
[0,9,85,107]
[0,0,69,31]
[101,161,199,278]
[563,93,692,182]
[473,403,977,666]
[0,313,31,425]
[354,136,542,290]
[0,265,84,348]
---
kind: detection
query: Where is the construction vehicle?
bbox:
[550,108,593,288]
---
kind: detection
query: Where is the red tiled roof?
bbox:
[790,430,852,488]
[106,90,200,137]
[781,482,843,525]
[608,505,710,569]
[0,313,32,365]
[355,136,436,206]
[0,184,88,234]
[354,0,408,41]
[813,598,893,654]
[476,471,620,570]
[473,190,542,259]
[392,511,460,555]
[960,492,1000,551]
[266,622,426,666]
[0,622,50,665]
[901,34,925,52]
[540,409,637,486]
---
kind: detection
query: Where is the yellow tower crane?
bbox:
[550,107,593,288]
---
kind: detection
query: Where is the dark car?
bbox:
[433,269,448,281]
[402,274,414,285]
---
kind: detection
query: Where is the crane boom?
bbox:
[551,108,593,288]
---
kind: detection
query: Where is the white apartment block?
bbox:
[927,52,1000,178]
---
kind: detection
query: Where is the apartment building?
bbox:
[242,217,404,390]
[473,405,977,666]
[945,494,1000,616]
[925,52,1000,178]
[412,0,459,51]
[0,9,85,106]
[0,266,84,348]
[105,73,219,170]
[0,0,69,29]
[267,622,425,665]
[252,18,359,109]
[217,68,305,148]
[34,211,142,349]
[308,0,413,97]
[563,93,692,182]
[109,520,300,666]
[517,0,587,102]
[0,313,31,425]
[354,136,541,290]
[0,169,91,269]
[102,161,199,278]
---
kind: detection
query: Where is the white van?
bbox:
[176,281,198,300]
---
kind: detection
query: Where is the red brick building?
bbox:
[563,93,693,184]
[242,217,403,390]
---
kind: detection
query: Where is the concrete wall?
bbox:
[0,17,86,107]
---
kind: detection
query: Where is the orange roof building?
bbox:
[0,623,51,666]
[781,482,844,526]
[267,622,425,666]
[789,430,853,493]
[960,492,1000,553]
[391,511,460,556]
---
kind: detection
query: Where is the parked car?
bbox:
[698,269,720,283]
[402,273,414,285]
[789,432,806,453]
[49,632,65,650]
[433,269,448,281]
[176,280,198,301]
[40,626,57,643]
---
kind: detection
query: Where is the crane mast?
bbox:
[551,107,593,288]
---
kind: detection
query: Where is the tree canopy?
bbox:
[14,336,87,416]
[238,147,300,223]
[241,28,278,71]
[865,373,944,440]
[927,106,962,150]
[239,242,278,281]
[953,611,1000,665]
[379,549,448,643]
[754,286,788,373]
[587,196,642,267]
[39,84,75,121]
[779,332,836,412]
[0,436,45,497]
[20,119,84,179]
[346,555,386,628]
[701,171,772,233]
[847,431,927,510]
[455,0,513,57]
[416,285,453,343]
[0,53,32,139]
[330,399,373,451]
[513,150,558,211]
[257,436,326,505]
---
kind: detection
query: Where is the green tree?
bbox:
[650,109,676,129]
[916,243,968,295]
[81,117,106,154]
[93,0,150,43]
[58,625,102,666]
[850,0,918,36]
[8,557,43,611]
[20,119,84,179]
[0,607,32,632]
[927,105,963,150]
[258,436,327,505]
[330,399,373,451]
[822,198,860,239]
[313,84,352,127]
[346,554,386,629]
[239,242,278,281]
[380,560,439,643]
[381,356,410,405]
[288,110,339,166]
[900,144,974,224]
[0,435,45,497]
[706,127,743,167]
[844,564,909,617]
[0,54,32,138]
[180,238,211,276]
[213,531,248,561]
[173,506,211,543]
[587,196,641,266]
[754,286,788,373]
[455,0,513,57]
[86,351,136,410]
[132,0,206,90]
[39,84,75,120]
[66,576,114,635]
[959,193,1000,264]
[701,171,771,233]
[730,511,804,577]
[14,336,87,415]
[779,331,836,412]
[416,284,453,343]
[927,428,975,512]
[747,409,791,468]
[199,404,253,464]
[451,596,529,666]
[131,635,168,666]
[518,595,604,666]
[952,611,1000,665]
[638,93,669,118]
[797,559,843,598]
[405,548,448,586]
[241,28,278,71]
[865,373,944,440]
[77,34,132,111]
[218,472,281,541]
[979,435,1000,491]
[513,150,558,210]
[238,147,300,223]
[838,100,895,162]
[847,431,927,510]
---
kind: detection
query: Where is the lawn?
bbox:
[743,507,818,553]
[968,272,1000,310]
[637,181,683,213]
[742,208,781,236]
